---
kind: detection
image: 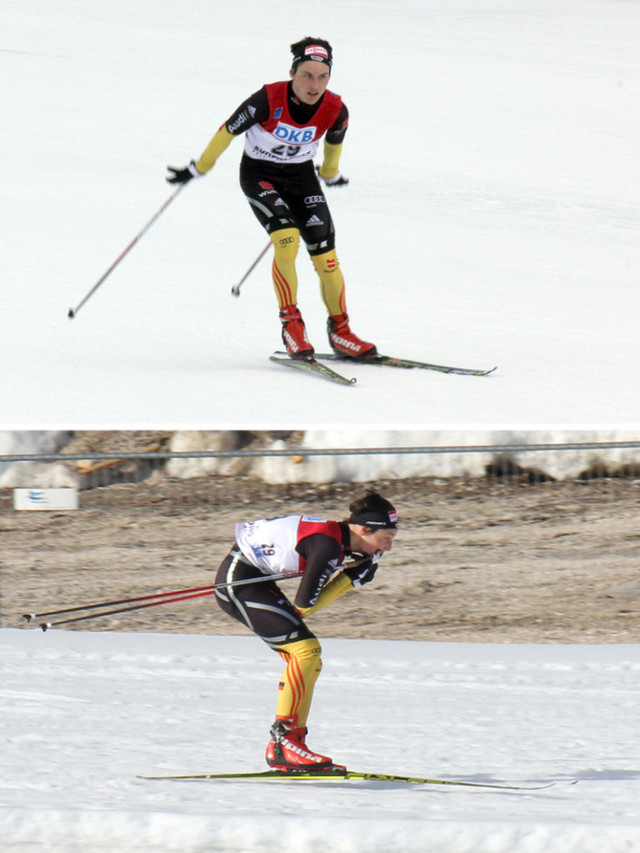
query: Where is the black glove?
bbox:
[344,552,381,587]
[315,165,349,187]
[166,161,201,185]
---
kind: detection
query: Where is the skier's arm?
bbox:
[317,140,343,180]
[193,125,235,174]
[297,572,353,617]
[194,86,270,174]
[166,128,234,184]
[294,533,352,615]
[317,103,349,185]
[167,87,269,183]
[293,533,381,617]
[297,553,381,617]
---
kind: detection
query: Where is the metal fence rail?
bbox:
[1,440,640,494]
[1,439,640,464]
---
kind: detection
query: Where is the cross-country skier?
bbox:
[214,489,398,770]
[167,36,376,360]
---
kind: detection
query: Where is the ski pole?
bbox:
[26,571,303,630]
[23,581,220,622]
[39,587,218,630]
[231,240,272,297]
[27,556,371,630]
[67,184,186,319]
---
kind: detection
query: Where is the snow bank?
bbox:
[255,429,640,483]
[0,432,75,488]
[2,429,640,489]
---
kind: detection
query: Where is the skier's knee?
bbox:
[271,227,300,261]
[280,636,322,671]
[311,248,341,277]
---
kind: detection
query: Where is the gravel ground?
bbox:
[3,473,639,643]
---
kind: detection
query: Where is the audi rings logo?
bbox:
[305,195,325,205]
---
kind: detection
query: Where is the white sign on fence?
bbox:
[13,488,79,511]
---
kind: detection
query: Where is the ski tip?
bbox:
[270,353,356,386]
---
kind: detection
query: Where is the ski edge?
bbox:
[137,769,556,790]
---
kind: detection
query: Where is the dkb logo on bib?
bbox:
[274,123,317,144]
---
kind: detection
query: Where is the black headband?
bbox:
[349,508,399,530]
[292,44,332,68]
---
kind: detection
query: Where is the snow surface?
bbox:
[4,0,640,427]
[1,629,639,852]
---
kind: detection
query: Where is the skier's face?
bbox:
[290,61,331,105]
[358,527,398,555]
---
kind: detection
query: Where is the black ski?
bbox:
[138,768,555,791]
[270,353,356,385]
[315,352,497,377]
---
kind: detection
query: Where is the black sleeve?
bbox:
[325,103,349,145]
[224,86,270,135]
[294,533,343,609]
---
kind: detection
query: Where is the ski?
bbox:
[314,352,497,377]
[138,768,554,791]
[270,353,356,385]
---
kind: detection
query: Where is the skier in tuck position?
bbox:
[214,489,399,770]
[167,36,376,360]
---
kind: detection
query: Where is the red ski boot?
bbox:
[327,313,377,358]
[265,717,334,770]
[279,305,314,359]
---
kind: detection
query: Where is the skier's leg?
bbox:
[269,227,300,309]
[291,167,377,358]
[240,163,313,356]
[267,229,313,357]
[311,248,345,316]
[274,636,323,727]
[215,555,334,769]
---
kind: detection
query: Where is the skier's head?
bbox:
[347,489,399,555]
[348,489,398,530]
[289,37,332,106]
[290,37,333,71]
